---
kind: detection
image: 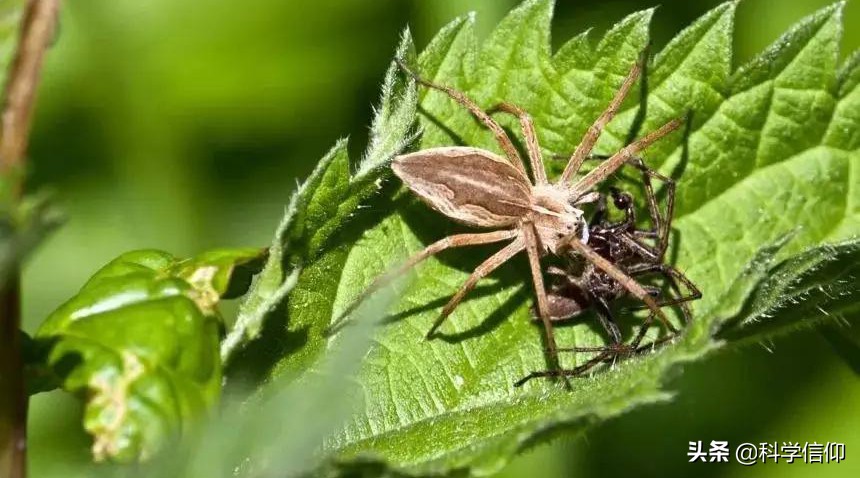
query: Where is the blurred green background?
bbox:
[21,0,859,476]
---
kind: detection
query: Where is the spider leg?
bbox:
[633,229,660,239]
[515,351,612,387]
[559,310,663,362]
[488,102,547,185]
[625,310,694,355]
[395,59,528,175]
[570,117,685,197]
[523,223,566,381]
[573,191,602,206]
[560,52,647,184]
[625,263,700,349]
[625,263,701,314]
[553,298,637,357]
[643,284,662,296]
[593,296,623,344]
[623,157,676,260]
[427,237,525,337]
[632,334,681,354]
[328,230,518,334]
[541,288,622,349]
[628,311,658,350]
[547,265,570,277]
[563,236,677,334]
[617,232,660,262]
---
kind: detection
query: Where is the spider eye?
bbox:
[613,193,632,208]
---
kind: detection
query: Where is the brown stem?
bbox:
[0,276,26,478]
[0,2,61,478]
[1,0,61,181]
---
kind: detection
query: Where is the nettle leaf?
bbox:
[720,239,860,343]
[165,291,398,478]
[220,31,418,363]
[259,0,860,475]
[33,248,264,463]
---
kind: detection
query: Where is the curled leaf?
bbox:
[34,248,264,462]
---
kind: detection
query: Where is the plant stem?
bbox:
[0,276,25,478]
[0,0,61,180]
[0,2,61,478]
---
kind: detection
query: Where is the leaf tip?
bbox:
[397,26,414,53]
[503,0,554,25]
[721,0,741,11]
[806,0,844,25]
[465,10,477,24]
[637,5,658,20]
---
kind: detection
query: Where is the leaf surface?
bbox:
[221,32,418,363]
[34,248,264,463]
[265,1,859,474]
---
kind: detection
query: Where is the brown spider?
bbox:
[516,177,701,386]
[333,54,685,379]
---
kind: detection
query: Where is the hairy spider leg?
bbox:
[550,262,702,365]
[395,59,528,175]
[560,51,647,183]
[625,263,701,323]
[515,350,613,387]
[328,230,517,334]
[523,223,566,377]
[568,117,684,198]
[487,102,548,185]
[427,238,525,337]
[564,237,677,334]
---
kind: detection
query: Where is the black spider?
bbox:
[517,158,701,385]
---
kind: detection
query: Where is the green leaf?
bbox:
[220,31,418,363]
[720,239,860,343]
[253,0,860,474]
[160,285,398,478]
[33,248,264,463]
